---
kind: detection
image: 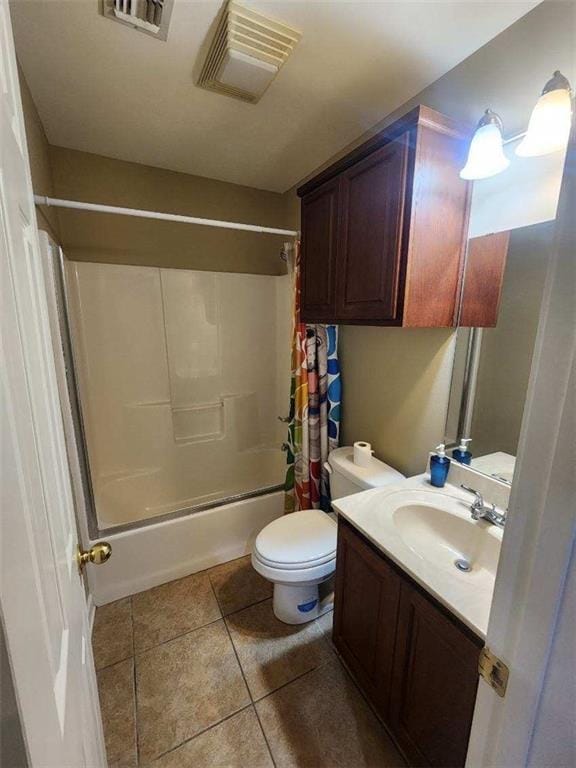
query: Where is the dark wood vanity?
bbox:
[297,106,473,327]
[333,517,483,767]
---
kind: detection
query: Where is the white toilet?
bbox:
[252,446,405,624]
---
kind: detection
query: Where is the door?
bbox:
[300,176,340,322]
[0,3,106,765]
[333,520,400,717]
[336,136,409,323]
[389,581,482,767]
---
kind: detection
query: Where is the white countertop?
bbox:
[333,474,503,639]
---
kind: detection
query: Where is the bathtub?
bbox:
[90,489,285,605]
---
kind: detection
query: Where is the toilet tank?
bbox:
[327,446,405,500]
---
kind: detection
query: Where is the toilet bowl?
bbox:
[252,446,405,624]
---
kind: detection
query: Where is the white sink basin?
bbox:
[393,501,500,578]
[333,480,504,638]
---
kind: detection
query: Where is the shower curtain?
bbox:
[284,243,341,513]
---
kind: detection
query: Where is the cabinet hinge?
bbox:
[479,647,509,697]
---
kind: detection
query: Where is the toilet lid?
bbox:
[254,509,337,569]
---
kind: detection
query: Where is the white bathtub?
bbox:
[90,489,284,605]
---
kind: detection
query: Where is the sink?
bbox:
[393,501,500,578]
[333,482,505,638]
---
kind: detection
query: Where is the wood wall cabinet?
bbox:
[298,106,472,327]
[333,518,483,768]
[459,231,510,327]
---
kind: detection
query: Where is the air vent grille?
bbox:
[101,0,173,41]
[198,1,301,103]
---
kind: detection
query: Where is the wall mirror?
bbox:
[444,142,567,486]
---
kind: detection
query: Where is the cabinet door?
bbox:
[333,520,401,716]
[459,231,510,327]
[336,136,409,323]
[390,581,482,767]
[300,177,340,322]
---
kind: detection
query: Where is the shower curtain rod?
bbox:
[33,195,300,237]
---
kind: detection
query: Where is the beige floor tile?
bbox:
[225,599,333,700]
[136,619,250,763]
[93,598,133,670]
[151,707,274,768]
[256,660,405,768]
[316,608,335,646]
[97,658,137,768]
[208,555,272,616]
[132,572,221,652]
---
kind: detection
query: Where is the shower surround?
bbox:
[65,261,291,530]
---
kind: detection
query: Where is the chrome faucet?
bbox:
[460,485,506,528]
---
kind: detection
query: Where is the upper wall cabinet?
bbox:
[459,231,511,327]
[297,106,472,327]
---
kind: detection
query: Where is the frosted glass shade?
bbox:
[460,123,510,180]
[516,89,572,157]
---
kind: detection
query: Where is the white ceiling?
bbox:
[11,0,538,193]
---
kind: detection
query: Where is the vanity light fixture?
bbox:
[516,70,573,157]
[459,109,510,180]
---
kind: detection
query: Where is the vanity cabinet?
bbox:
[333,518,483,768]
[332,514,401,713]
[297,105,472,327]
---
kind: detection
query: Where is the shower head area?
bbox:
[64,260,291,533]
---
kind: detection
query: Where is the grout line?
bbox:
[130,597,142,767]
[94,651,134,673]
[221,594,272,620]
[134,615,225,658]
[252,702,277,768]
[251,655,335,704]
[216,583,255,704]
[149,702,255,763]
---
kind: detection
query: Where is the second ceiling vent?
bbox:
[198,1,301,104]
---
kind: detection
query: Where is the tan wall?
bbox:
[48,147,290,275]
[20,64,292,276]
[284,0,573,476]
[18,66,60,241]
[339,328,456,477]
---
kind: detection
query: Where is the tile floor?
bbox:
[93,555,405,768]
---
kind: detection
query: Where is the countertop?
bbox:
[332,474,503,639]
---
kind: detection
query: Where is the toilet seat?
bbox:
[254,509,337,566]
[252,509,337,584]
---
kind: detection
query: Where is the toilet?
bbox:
[252,446,405,624]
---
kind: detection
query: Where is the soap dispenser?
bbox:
[430,444,450,488]
[452,438,472,465]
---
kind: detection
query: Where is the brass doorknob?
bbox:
[76,542,112,572]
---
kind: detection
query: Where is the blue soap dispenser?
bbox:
[452,438,472,465]
[430,444,450,488]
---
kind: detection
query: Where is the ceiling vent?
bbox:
[198,1,301,104]
[101,0,174,41]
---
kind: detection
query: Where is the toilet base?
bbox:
[272,575,335,625]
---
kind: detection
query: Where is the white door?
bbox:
[0,2,107,766]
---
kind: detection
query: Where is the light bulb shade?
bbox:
[516,88,572,157]
[460,122,510,180]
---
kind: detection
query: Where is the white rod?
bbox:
[33,195,300,237]
[503,130,527,146]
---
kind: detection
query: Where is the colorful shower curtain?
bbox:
[284,243,341,513]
